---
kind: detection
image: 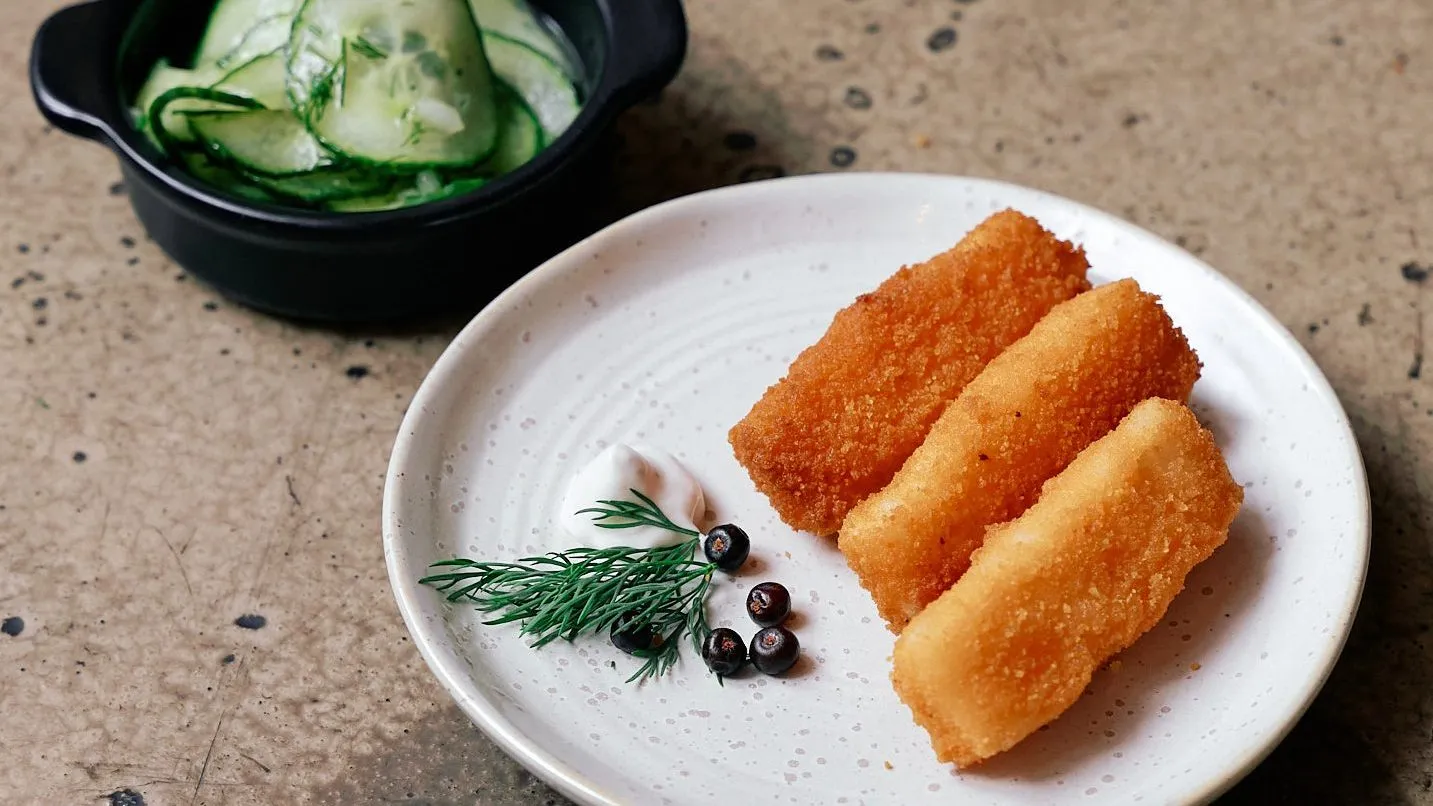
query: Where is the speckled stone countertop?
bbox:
[2,0,1431,803]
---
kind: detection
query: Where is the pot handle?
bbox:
[30,0,128,144]
[599,0,687,105]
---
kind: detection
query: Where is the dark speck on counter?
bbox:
[1,617,23,637]
[222,653,236,664]
[830,147,857,168]
[1402,262,1428,284]
[108,181,126,196]
[17,244,30,254]
[844,87,873,110]
[203,301,219,311]
[72,451,87,463]
[346,365,370,379]
[120,236,136,249]
[815,44,844,61]
[235,614,267,630]
[927,27,958,52]
[107,789,146,806]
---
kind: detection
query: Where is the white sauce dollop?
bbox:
[559,443,705,549]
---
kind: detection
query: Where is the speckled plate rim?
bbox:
[381,172,1372,806]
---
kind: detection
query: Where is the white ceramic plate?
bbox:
[382,173,1369,806]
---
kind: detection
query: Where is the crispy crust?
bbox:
[838,279,1203,631]
[890,398,1243,767]
[727,210,1091,535]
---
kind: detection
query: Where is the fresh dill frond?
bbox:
[575,488,701,537]
[421,490,717,684]
[351,36,388,60]
[421,539,715,683]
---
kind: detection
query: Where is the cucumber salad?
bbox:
[131,0,582,211]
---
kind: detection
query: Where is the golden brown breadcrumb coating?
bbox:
[727,210,1091,535]
[839,279,1202,632]
[890,398,1243,768]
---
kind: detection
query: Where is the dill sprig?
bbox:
[575,488,700,536]
[350,36,389,60]
[420,490,713,684]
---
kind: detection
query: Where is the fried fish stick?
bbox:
[728,210,1091,536]
[891,398,1243,767]
[840,279,1201,631]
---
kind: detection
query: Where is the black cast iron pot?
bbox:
[30,0,686,323]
